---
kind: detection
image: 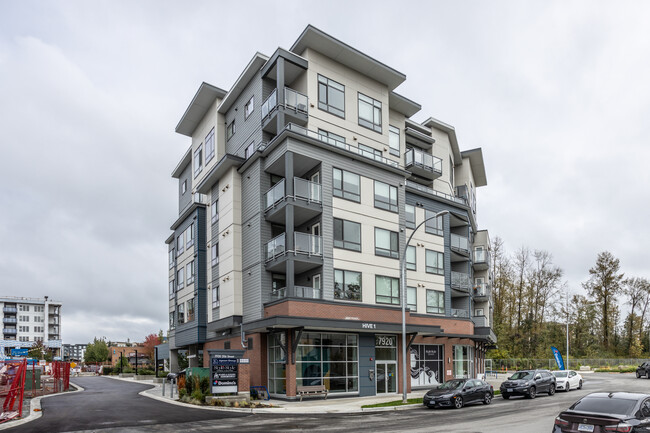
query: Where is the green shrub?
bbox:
[200,376,209,395]
[137,369,155,375]
[102,367,113,375]
[191,389,204,403]
[179,388,187,399]
[185,375,194,395]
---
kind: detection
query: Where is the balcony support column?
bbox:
[276,57,286,133]
[284,151,295,294]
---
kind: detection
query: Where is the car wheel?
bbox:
[578,380,583,389]
[637,371,641,378]
[483,392,492,405]
[502,394,510,400]
[548,384,555,396]
[454,396,463,409]
[527,386,536,399]
[566,383,570,392]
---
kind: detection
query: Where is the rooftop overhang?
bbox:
[389,92,421,118]
[290,25,406,91]
[218,52,269,114]
[461,148,487,187]
[171,146,192,179]
[261,47,308,84]
[194,153,245,194]
[175,82,227,137]
[422,117,462,163]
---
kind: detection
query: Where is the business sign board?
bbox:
[211,355,238,394]
[11,348,28,357]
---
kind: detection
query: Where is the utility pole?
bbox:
[566,289,569,370]
[135,349,138,375]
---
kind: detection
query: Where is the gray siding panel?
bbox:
[178,164,192,214]
[358,334,376,396]
[225,72,264,158]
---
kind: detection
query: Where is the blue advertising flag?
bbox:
[551,346,565,370]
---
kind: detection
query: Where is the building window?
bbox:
[186,223,194,248]
[245,141,255,159]
[334,218,361,252]
[449,157,454,187]
[19,326,29,332]
[374,181,398,212]
[334,269,361,301]
[407,286,417,311]
[211,200,219,224]
[227,120,235,140]
[186,261,195,285]
[358,143,382,161]
[426,290,444,314]
[424,210,443,236]
[19,305,30,312]
[181,180,187,195]
[358,92,382,133]
[177,303,185,324]
[245,95,254,119]
[177,233,184,255]
[169,250,175,269]
[34,316,43,323]
[186,298,195,322]
[376,275,400,305]
[19,336,29,342]
[205,127,215,163]
[34,326,43,333]
[19,316,28,322]
[177,268,185,290]
[211,243,219,267]
[388,125,400,156]
[169,311,175,330]
[333,168,360,202]
[34,306,43,313]
[405,204,415,229]
[375,228,398,259]
[268,333,287,395]
[194,144,203,177]
[453,345,474,379]
[318,129,346,147]
[169,280,175,299]
[317,74,345,118]
[425,250,444,275]
[212,286,220,309]
[406,246,416,271]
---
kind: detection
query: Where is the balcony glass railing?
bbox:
[294,233,322,256]
[261,88,277,121]
[2,317,16,324]
[271,286,322,300]
[284,87,308,113]
[294,178,321,204]
[450,309,470,318]
[284,124,399,169]
[266,233,286,261]
[405,181,467,205]
[2,307,17,314]
[265,179,286,209]
[3,328,17,334]
[451,271,471,291]
[404,148,442,174]
[474,283,490,298]
[451,234,470,253]
[474,249,490,264]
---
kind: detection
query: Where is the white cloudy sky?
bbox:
[1,1,649,344]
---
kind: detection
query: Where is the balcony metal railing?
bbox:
[451,234,470,254]
[271,286,322,300]
[451,271,471,292]
[450,309,470,318]
[294,178,321,204]
[3,328,17,334]
[294,233,322,257]
[284,123,400,169]
[265,179,286,209]
[474,249,491,264]
[261,88,308,122]
[472,315,488,327]
[266,233,286,261]
[2,317,16,324]
[404,148,442,174]
[2,307,17,314]
[405,181,467,206]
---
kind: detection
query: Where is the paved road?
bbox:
[7,373,647,432]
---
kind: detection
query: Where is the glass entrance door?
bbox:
[376,362,397,394]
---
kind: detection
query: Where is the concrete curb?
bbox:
[0,382,85,430]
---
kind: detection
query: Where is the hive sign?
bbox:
[551,346,565,370]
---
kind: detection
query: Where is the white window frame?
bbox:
[245,95,254,119]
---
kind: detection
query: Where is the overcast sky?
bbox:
[1,1,649,344]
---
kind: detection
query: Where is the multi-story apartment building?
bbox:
[62,343,87,362]
[0,296,62,358]
[166,25,495,398]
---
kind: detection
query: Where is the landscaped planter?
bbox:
[119,373,134,378]
[205,393,250,406]
[134,375,156,380]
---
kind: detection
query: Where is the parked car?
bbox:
[553,370,583,392]
[636,362,650,379]
[500,369,556,399]
[423,378,494,409]
[553,392,650,432]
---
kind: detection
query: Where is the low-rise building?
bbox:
[0,296,62,358]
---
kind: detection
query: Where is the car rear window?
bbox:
[570,397,637,416]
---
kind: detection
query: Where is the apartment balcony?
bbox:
[3,328,17,335]
[451,271,471,294]
[261,87,308,135]
[265,232,323,273]
[2,317,16,324]
[271,285,322,301]
[473,283,491,301]
[450,308,470,319]
[473,249,491,271]
[3,307,17,314]
[404,148,442,183]
[264,177,322,225]
[48,317,59,325]
[472,315,488,327]
[405,181,467,206]
[450,234,470,261]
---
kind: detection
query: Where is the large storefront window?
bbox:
[410,344,443,387]
[268,333,287,395]
[453,345,474,379]
[296,332,358,393]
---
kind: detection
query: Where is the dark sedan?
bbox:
[423,378,494,409]
[553,392,650,432]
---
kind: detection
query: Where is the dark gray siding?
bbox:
[225,72,264,158]
[358,334,376,396]
[178,163,192,214]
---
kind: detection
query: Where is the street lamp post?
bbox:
[401,210,449,403]
[566,289,570,370]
